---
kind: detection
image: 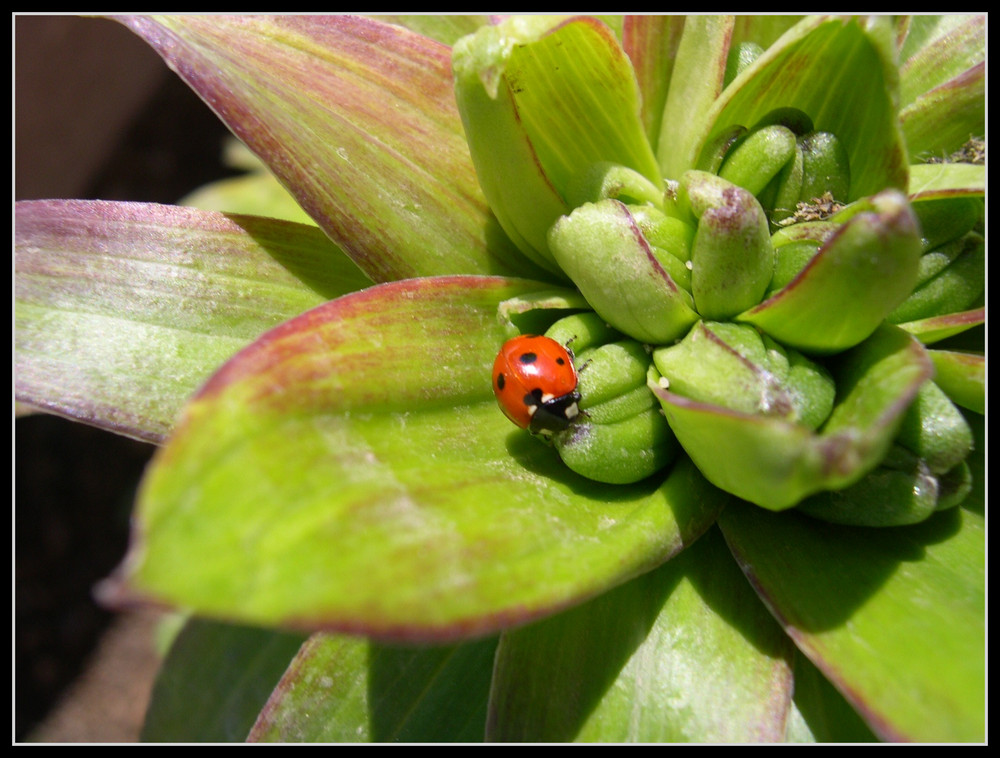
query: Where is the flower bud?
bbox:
[541,316,679,484]
[682,171,774,320]
[548,199,699,344]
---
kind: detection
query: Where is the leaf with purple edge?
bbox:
[108,276,722,640]
[736,190,922,354]
[652,324,934,510]
[14,200,368,443]
[719,496,984,742]
[116,15,531,283]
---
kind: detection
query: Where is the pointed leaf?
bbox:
[719,497,985,742]
[653,325,934,510]
[898,307,985,345]
[249,633,496,742]
[488,525,793,742]
[737,190,922,354]
[898,15,984,107]
[141,617,307,742]
[109,277,722,639]
[15,200,367,442]
[118,15,527,282]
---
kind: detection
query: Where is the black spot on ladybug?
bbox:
[518,352,538,365]
[496,373,506,391]
[555,357,565,365]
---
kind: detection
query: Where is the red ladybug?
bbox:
[492,334,581,435]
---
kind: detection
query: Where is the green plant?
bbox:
[15,15,984,742]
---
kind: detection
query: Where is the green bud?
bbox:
[555,407,678,485]
[682,171,774,320]
[566,162,665,209]
[894,380,973,474]
[542,331,677,484]
[764,142,804,225]
[696,125,747,175]
[548,199,699,344]
[796,445,941,527]
[797,131,850,203]
[888,232,984,323]
[652,321,835,430]
[911,196,983,252]
[717,125,798,197]
[765,240,820,297]
[544,311,622,354]
[738,190,922,353]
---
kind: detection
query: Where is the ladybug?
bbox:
[492,334,581,435]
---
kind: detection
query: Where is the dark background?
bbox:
[15,15,241,740]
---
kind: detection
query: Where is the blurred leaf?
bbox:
[927,349,985,414]
[109,277,722,637]
[488,525,793,742]
[118,15,529,282]
[141,617,307,742]
[898,15,984,107]
[907,163,984,199]
[14,200,367,442]
[371,14,491,46]
[249,633,496,742]
[180,171,319,225]
[720,495,985,741]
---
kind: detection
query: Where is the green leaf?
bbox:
[653,325,934,510]
[110,277,722,638]
[14,200,366,442]
[786,651,878,742]
[658,15,734,179]
[897,307,985,345]
[719,498,985,742]
[898,15,984,107]
[141,617,307,742]
[453,16,661,273]
[907,163,985,199]
[621,15,685,151]
[697,16,908,200]
[928,349,985,414]
[737,190,921,354]
[900,66,985,161]
[248,633,497,742]
[118,15,527,282]
[371,14,491,46]
[488,526,794,742]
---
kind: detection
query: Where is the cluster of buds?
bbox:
[456,15,982,526]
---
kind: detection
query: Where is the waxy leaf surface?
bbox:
[116,277,722,639]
